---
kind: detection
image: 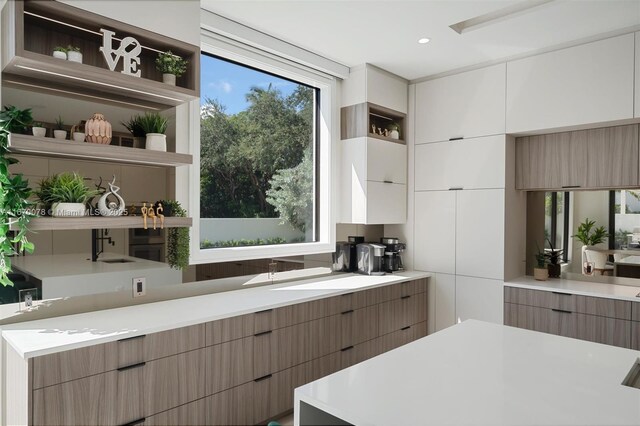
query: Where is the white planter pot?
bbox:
[53,130,67,140]
[66,51,82,63]
[52,203,86,217]
[32,127,46,138]
[52,51,67,60]
[72,132,86,142]
[390,130,400,140]
[533,267,549,281]
[162,73,176,85]
[146,133,166,151]
[584,247,608,270]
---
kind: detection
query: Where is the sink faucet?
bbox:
[91,229,115,262]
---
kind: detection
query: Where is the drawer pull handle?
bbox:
[342,292,354,297]
[449,137,463,141]
[117,334,146,342]
[552,309,572,314]
[341,309,354,315]
[120,417,146,426]
[448,187,463,191]
[551,291,572,296]
[254,374,272,382]
[341,345,354,352]
[401,326,411,331]
[254,330,272,337]
[561,185,581,189]
[401,295,411,300]
[255,308,273,314]
[117,362,146,372]
[383,180,394,184]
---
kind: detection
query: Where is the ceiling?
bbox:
[201,0,640,80]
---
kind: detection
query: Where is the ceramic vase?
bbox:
[162,73,176,85]
[67,51,82,63]
[72,132,86,142]
[85,113,112,144]
[53,130,67,140]
[52,202,86,217]
[390,130,400,140]
[146,133,166,151]
[32,127,46,138]
[52,50,66,60]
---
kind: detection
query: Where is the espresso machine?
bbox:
[333,236,364,272]
[356,243,386,275]
[380,237,405,273]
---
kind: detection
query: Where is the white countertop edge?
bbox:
[505,276,640,302]
[2,271,431,359]
[295,392,364,426]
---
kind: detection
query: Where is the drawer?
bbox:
[145,398,207,426]
[205,314,254,346]
[340,305,379,349]
[379,321,427,353]
[378,280,426,303]
[378,292,427,336]
[633,322,640,350]
[574,313,631,348]
[254,362,310,423]
[327,286,382,316]
[205,337,254,395]
[206,382,254,426]
[632,302,640,322]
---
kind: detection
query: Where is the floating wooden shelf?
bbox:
[15,216,192,231]
[9,134,192,167]
[341,102,406,144]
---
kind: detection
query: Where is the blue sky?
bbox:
[200,54,297,115]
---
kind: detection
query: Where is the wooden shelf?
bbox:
[341,102,406,143]
[367,132,405,144]
[15,216,192,231]
[8,134,192,167]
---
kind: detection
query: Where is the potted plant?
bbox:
[545,238,564,278]
[387,122,400,140]
[0,106,36,286]
[31,121,46,138]
[70,120,86,142]
[53,116,66,140]
[155,51,188,85]
[573,218,609,275]
[52,46,67,60]
[121,115,146,148]
[35,172,98,217]
[534,247,548,281]
[139,112,168,151]
[66,45,82,63]
[156,200,173,217]
[162,200,189,269]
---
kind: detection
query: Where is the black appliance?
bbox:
[332,236,364,272]
[380,237,405,273]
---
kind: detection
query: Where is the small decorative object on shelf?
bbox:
[156,202,165,229]
[52,46,67,60]
[141,202,149,229]
[31,122,46,138]
[139,112,168,151]
[122,115,146,148]
[85,113,112,144]
[36,172,99,217]
[162,200,189,270]
[53,116,66,140]
[533,245,548,281]
[66,45,82,63]
[70,120,86,142]
[100,29,142,77]
[97,175,125,217]
[387,122,400,140]
[545,238,563,278]
[156,50,188,86]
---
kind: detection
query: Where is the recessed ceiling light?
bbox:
[418,38,431,44]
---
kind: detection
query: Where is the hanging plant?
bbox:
[161,200,189,270]
[0,105,36,287]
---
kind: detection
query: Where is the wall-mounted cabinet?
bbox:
[1,0,200,109]
[341,102,406,144]
[342,64,408,114]
[414,64,506,144]
[506,34,634,133]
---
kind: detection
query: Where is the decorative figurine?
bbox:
[156,202,165,229]
[85,113,112,144]
[141,202,148,229]
[97,176,125,216]
[148,204,157,230]
[371,124,376,134]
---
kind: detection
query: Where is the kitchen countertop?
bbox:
[0,271,429,359]
[506,276,640,302]
[294,320,640,426]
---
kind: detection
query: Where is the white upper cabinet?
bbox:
[415,135,505,191]
[414,64,506,144]
[635,32,640,118]
[366,138,407,184]
[414,191,456,274]
[342,64,408,113]
[506,34,634,133]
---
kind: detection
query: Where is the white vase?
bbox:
[66,51,82,63]
[146,133,166,151]
[162,73,176,85]
[52,202,86,217]
[52,51,66,60]
[533,267,549,281]
[72,132,86,142]
[53,130,67,140]
[32,127,46,138]
[390,130,400,140]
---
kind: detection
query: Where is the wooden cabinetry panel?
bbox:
[205,337,254,395]
[145,398,207,426]
[574,314,631,348]
[378,294,427,336]
[206,382,254,426]
[585,125,638,188]
[633,303,640,322]
[574,295,632,320]
[340,305,379,349]
[32,344,110,390]
[205,314,254,346]
[118,324,205,367]
[632,321,640,350]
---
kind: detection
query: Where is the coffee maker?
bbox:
[380,237,405,273]
[333,236,364,272]
[356,243,386,275]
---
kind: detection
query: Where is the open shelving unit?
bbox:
[340,102,406,144]
[14,216,192,231]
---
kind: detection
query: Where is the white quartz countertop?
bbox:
[506,276,640,302]
[11,252,170,278]
[0,271,429,359]
[295,320,640,426]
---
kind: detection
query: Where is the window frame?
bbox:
[188,30,337,265]
[546,191,570,263]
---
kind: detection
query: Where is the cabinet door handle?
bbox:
[254,374,273,382]
[341,292,354,297]
[254,330,273,337]
[448,187,463,191]
[551,291,572,297]
[400,326,411,331]
[552,309,572,314]
[401,295,411,300]
[117,334,146,342]
[255,308,273,314]
[383,180,394,184]
[117,362,146,372]
[449,137,463,141]
[561,185,581,189]
[341,345,354,352]
[341,309,354,315]
[120,417,145,426]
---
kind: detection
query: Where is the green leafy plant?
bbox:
[387,122,400,131]
[155,51,188,77]
[55,116,64,130]
[201,237,287,249]
[32,121,44,128]
[535,250,546,269]
[573,218,609,246]
[545,238,564,265]
[53,46,67,53]
[163,200,189,270]
[138,112,168,135]
[35,172,98,206]
[0,106,36,286]
[121,115,146,137]
[66,45,80,52]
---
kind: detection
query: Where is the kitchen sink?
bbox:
[100,258,136,264]
[622,360,640,390]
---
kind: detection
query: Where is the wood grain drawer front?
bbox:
[205,337,254,395]
[504,303,575,337]
[574,314,631,348]
[632,322,640,351]
[206,382,254,426]
[378,293,427,336]
[33,367,144,426]
[254,362,311,423]
[574,295,631,320]
[205,314,254,346]
[379,322,427,353]
[144,349,206,416]
[632,302,640,322]
[340,305,379,349]
[144,398,207,426]
[309,352,342,382]
[32,344,113,390]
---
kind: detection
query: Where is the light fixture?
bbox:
[450,0,555,34]
[418,38,431,44]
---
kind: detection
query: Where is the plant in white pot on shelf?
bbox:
[52,46,67,60]
[139,112,168,152]
[533,246,548,281]
[66,45,82,63]
[53,116,66,140]
[35,172,98,217]
[573,218,609,275]
[387,122,400,140]
[155,51,188,86]
[31,121,46,138]
[121,115,146,148]
[70,121,86,142]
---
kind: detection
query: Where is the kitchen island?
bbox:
[294,320,640,425]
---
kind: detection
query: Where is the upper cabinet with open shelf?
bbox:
[1,0,200,110]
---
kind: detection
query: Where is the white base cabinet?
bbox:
[433,272,457,331]
[456,276,504,325]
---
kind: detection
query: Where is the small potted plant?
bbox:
[155,50,188,86]
[534,246,548,281]
[387,122,400,140]
[66,45,82,63]
[35,172,98,217]
[162,200,189,269]
[70,120,86,142]
[139,112,168,151]
[122,115,146,148]
[53,116,66,140]
[52,46,67,60]
[573,218,609,275]
[545,238,564,278]
[31,121,46,138]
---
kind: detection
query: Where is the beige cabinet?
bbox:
[585,125,638,188]
[632,321,640,350]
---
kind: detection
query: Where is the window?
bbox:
[610,190,640,249]
[189,31,336,264]
[544,192,570,262]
